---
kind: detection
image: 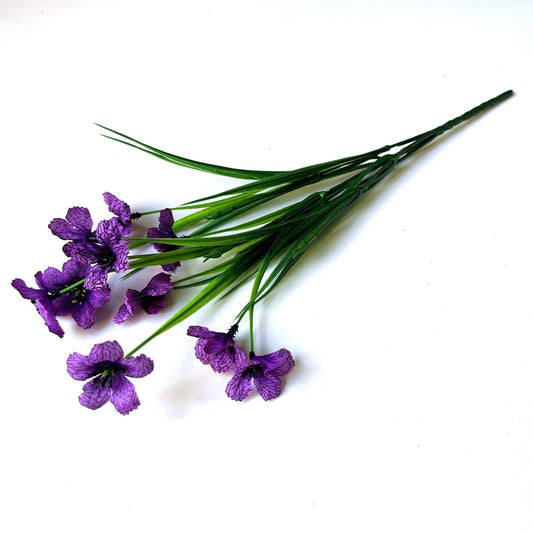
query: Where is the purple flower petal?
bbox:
[158,208,175,233]
[71,301,97,329]
[192,338,211,366]
[197,336,234,372]
[79,376,112,410]
[141,295,167,315]
[87,284,111,308]
[84,265,110,290]
[61,258,89,279]
[109,372,140,415]
[112,242,130,273]
[88,340,124,364]
[225,371,254,401]
[252,349,295,377]
[48,217,77,240]
[66,207,94,233]
[147,209,181,271]
[49,207,93,240]
[36,266,64,291]
[254,372,283,401]
[120,353,154,378]
[103,192,131,227]
[123,289,142,313]
[67,351,98,380]
[64,241,101,264]
[113,302,135,324]
[160,259,180,272]
[187,325,212,338]
[208,343,244,373]
[12,278,44,300]
[34,299,65,337]
[95,218,121,246]
[143,273,173,296]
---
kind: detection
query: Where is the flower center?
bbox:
[68,286,88,305]
[242,364,263,380]
[97,247,117,267]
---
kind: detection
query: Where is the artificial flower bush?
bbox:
[12,90,513,414]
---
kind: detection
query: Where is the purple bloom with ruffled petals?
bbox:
[66,340,154,415]
[40,260,110,328]
[114,272,173,324]
[12,259,111,335]
[226,348,295,401]
[187,324,241,373]
[48,206,101,264]
[147,208,181,272]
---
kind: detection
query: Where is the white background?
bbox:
[1,1,532,531]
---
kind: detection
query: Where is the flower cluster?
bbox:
[12,91,513,414]
[187,325,295,401]
[12,192,177,413]
[13,189,297,413]
[13,193,155,337]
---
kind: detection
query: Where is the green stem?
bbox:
[58,278,85,295]
[121,90,513,357]
[95,123,281,180]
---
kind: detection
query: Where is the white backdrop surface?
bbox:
[1,1,532,532]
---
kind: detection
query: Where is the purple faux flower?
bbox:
[146,208,181,272]
[226,348,295,401]
[187,324,241,373]
[12,259,111,336]
[66,340,154,415]
[113,272,174,324]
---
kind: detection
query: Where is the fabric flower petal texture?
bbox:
[146,208,181,272]
[66,340,154,415]
[103,192,132,236]
[225,348,295,402]
[113,272,173,324]
[187,324,241,373]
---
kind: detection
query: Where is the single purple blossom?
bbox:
[39,260,110,328]
[114,272,174,324]
[226,348,295,401]
[12,259,110,335]
[187,324,241,373]
[66,340,154,415]
[146,208,181,272]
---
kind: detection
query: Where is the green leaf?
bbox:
[95,123,280,180]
